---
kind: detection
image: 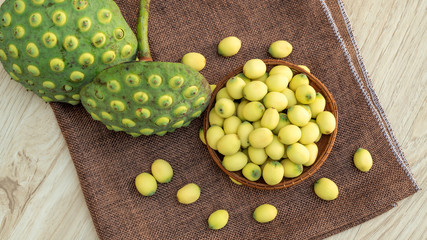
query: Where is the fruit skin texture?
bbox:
[80,61,211,136]
[314,178,339,201]
[177,183,201,204]
[0,0,137,104]
[151,159,173,183]
[253,204,277,223]
[353,148,373,172]
[208,209,229,230]
[181,52,206,71]
[135,172,157,196]
[269,40,293,58]
[218,36,241,57]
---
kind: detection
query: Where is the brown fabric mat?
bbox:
[50,0,419,239]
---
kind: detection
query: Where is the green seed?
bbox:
[12,64,22,74]
[64,85,73,92]
[92,32,106,48]
[52,10,67,26]
[27,65,40,76]
[125,74,140,86]
[26,42,39,57]
[90,112,100,120]
[136,108,151,119]
[13,25,25,39]
[29,13,42,27]
[72,94,81,100]
[173,105,188,117]
[110,100,125,111]
[86,99,96,108]
[121,44,132,58]
[158,95,173,108]
[193,97,206,108]
[168,76,184,89]
[2,13,12,27]
[107,80,121,92]
[42,32,58,48]
[97,9,112,24]
[78,17,92,32]
[122,118,136,128]
[70,71,84,82]
[50,58,65,72]
[78,53,95,66]
[155,117,170,127]
[140,128,154,135]
[0,49,6,60]
[8,44,19,58]
[114,28,125,40]
[102,51,116,64]
[101,111,113,120]
[171,120,184,128]
[42,81,56,89]
[147,74,162,87]
[32,0,44,5]
[133,91,149,104]
[14,0,26,14]
[63,36,79,51]
[73,0,88,10]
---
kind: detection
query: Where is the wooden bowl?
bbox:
[203,59,338,190]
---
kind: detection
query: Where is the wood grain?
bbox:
[0,0,425,239]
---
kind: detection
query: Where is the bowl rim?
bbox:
[203,59,338,190]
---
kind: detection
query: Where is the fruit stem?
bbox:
[137,0,152,61]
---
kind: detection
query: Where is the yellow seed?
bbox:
[314,178,339,200]
[151,159,173,183]
[248,147,268,165]
[269,65,293,80]
[182,52,206,71]
[97,9,112,24]
[155,117,170,127]
[353,148,373,172]
[216,134,241,156]
[269,40,293,58]
[262,160,284,185]
[281,159,303,178]
[218,36,241,57]
[177,183,200,204]
[208,209,229,230]
[140,128,154,135]
[122,118,136,128]
[70,71,84,82]
[303,143,318,167]
[27,65,40,76]
[101,112,113,120]
[121,44,133,58]
[79,53,95,66]
[14,0,26,14]
[148,74,162,88]
[253,204,277,223]
[316,111,336,134]
[0,49,7,60]
[206,125,225,150]
[249,128,274,148]
[135,172,157,196]
[222,152,248,171]
[8,44,19,58]
[287,143,310,164]
[42,81,56,89]
[26,42,39,57]
[92,32,107,48]
[13,25,25,39]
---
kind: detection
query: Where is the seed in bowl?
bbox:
[287,143,310,165]
[281,159,303,178]
[265,74,289,92]
[281,88,297,108]
[309,93,326,118]
[214,98,236,118]
[248,146,268,165]
[226,76,247,99]
[289,73,309,91]
[248,128,274,148]
[299,122,321,144]
[316,111,336,134]
[242,101,266,122]
[242,163,262,181]
[237,121,255,148]
[261,108,280,130]
[303,143,319,167]
[206,125,225,150]
[216,134,241,156]
[243,81,268,101]
[262,161,285,185]
[263,92,288,112]
[278,124,301,145]
[269,65,294,80]
[222,152,248,171]
[287,105,311,127]
[295,85,316,104]
[265,136,285,160]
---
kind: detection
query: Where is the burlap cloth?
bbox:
[50,0,419,239]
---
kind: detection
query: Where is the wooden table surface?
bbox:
[0,0,426,239]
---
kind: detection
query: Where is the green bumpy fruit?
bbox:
[0,0,137,104]
[80,61,211,136]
